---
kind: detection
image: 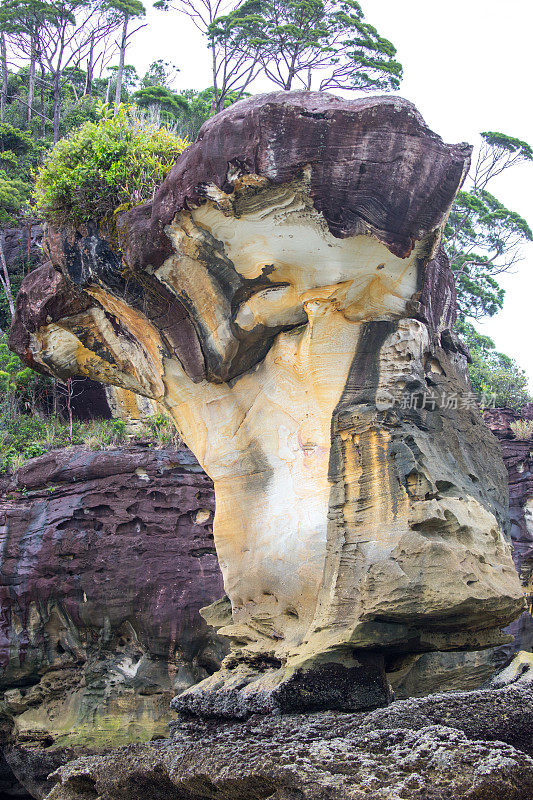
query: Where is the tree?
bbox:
[106,0,145,105]
[1,29,8,122]
[155,0,262,113]
[459,321,531,410]
[140,58,179,89]
[133,85,189,118]
[214,0,402,93]
[105,62,138,100]
[444,132,533,321]
[1,0,120,142]
[0,123,40,324]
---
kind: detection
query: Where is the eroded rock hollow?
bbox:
[10,91,524,717]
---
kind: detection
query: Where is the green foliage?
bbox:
[510,419,533,439]
[214,0,402,92]
[132,86,189,117]
[480,131,533,158]
[105,0,146,16]
[0,174,27,224]
[170,87,244,139]
[140,59,179,89]
[34,105,188,226]
[0,335,45,409]
[444,131,533,322]
[459,321,531,410]
[141,412,181,447]
[0,122,41,224]
[0,414,127,472]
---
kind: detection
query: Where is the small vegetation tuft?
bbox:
[134,413,181,449]
[510,419,533,439]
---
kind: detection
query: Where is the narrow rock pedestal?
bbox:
[9,91,524,718]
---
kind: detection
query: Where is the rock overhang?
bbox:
[8,90,524,719]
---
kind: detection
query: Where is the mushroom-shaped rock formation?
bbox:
[10,92,524,718]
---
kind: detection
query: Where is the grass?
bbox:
[509,418,533,439]
[0,410,181,474]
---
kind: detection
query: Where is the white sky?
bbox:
[130,0,533,386]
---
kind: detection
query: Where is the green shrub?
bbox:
[22,442,46,460]
[34,105,188,227]
[458,321,531,410]
[145,413,181,448]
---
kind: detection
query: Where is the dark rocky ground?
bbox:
[45,665,533,800]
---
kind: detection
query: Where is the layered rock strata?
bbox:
[9,91,524,716]
[484,406,533,657]
[0,445,224,796]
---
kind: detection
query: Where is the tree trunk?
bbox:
[0,235,15,319]
[211,42,221,113]
[52,71,61,143]
[114,14,129,105]
[0,31,8,124]
[28,28,37,125]
[40,65,46,137]
[85,31,94,96]
[67,379,73,439]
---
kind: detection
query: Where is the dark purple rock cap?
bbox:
[118,91,472,272]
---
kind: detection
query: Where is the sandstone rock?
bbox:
[44,678,533,800]
[0,445,224,796]
[9,91,524,717]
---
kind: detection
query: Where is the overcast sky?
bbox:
[130,0,533,387]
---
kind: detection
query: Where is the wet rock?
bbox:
[45,678,533,800]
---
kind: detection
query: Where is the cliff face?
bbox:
[9,91,524,718]
[484,407,533,656]
[0,444,224,797]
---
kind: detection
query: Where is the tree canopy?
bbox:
[444,131,533,322]
[211,0,402,93]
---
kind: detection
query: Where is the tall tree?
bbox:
[155,0,261,113]
[444,132,533,321]
[1,0,119,141]
[215,0,402,92]
[0,29,7,123]
[106,0,145,105]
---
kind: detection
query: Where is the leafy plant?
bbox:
[459,321,531,411]
[444,131,533,322]
[145,412,181,448]
[510,419,533,439]
[34,104,188,226]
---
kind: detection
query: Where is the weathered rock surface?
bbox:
[9,91,524,716]
[45,669,533,800]
[1,224,43,275]
[0,445,224,796]
[484,406,533,658]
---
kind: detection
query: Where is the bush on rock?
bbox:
[34,105,188,227]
